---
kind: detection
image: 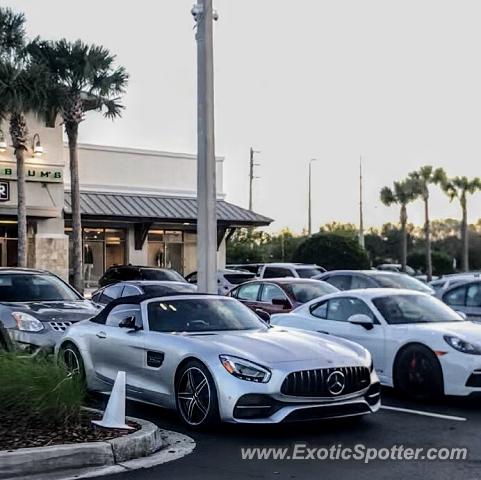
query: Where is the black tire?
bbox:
[175,360,219,429]
[394,345,444,401]
[59,342,85,382]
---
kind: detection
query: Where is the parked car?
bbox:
[0,268,98,354]
[430,273,481,295]
[98,265,186,288]
[228,278,338,315]
[185,269,256,294]
[91,281,197,307]
[315,270,434,294]
[271,289,481,399]
[226,264,264,275]
[440,279,481,321]
[258,263,326,279]
[376,264,416,276]
[56,294,380,428]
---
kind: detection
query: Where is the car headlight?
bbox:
[12,312,44,332]
[219,355,271,383]
[444,335,481,355]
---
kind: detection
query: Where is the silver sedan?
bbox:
[56,295,380,428]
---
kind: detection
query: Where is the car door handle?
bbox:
[96,331,107,339]
[317,330,330,335]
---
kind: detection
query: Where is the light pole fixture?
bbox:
[32,133,43,157]
[0,130,7,153]
[308,158,318,236]
[193,0,218,294]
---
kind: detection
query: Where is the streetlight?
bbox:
[308,158,317,235]
[192,0,218,293]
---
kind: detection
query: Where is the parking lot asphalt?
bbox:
[96,388,481,480]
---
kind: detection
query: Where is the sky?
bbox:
[6,0,481,233]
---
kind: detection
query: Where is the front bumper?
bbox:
[214,362,381,424]
[439,350,481,396]
[5,327,63,354]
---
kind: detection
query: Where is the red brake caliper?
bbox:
[410,354,417,369]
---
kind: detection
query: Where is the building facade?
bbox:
[0,116,271,288]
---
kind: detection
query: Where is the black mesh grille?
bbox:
[281,366,370,397]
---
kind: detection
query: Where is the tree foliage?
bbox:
[293,233,370,270]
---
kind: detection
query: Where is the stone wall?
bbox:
[30,234,69,281]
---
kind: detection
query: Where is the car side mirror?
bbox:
[272,298,290,309]
[119,316,140,331]
[348,314,374,330]
[455,311,467,320]
[256,309,271,324]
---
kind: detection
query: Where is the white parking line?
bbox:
[381,405,467,422]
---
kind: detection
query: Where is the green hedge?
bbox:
[293,233,371,270]
[0,355,86,427]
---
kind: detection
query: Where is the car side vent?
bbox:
[147,351,165,368]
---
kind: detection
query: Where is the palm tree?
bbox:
[442,176,481,272]
[380,179,418,272]
[0,8,45,267]
[28,39,128,292]
[408,166,447,281]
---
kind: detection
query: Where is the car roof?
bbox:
[321,270,402,276]
[0,267,52,275]
[242,278,328,285]
[443,278,481,290]
[323,288,425,300]
[218,269,255,276]
[107,265,175,271]
[118,280,191,286]
[264,263,320,268]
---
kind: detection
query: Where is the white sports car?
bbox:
[271,288,481,399]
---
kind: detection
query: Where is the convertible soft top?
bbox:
[90,292,217,324]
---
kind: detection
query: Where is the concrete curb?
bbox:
[0,415,164,480]
[11,429,196,480]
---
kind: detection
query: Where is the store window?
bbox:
[147,229,184,274]
[66,227,126,288]
[0,220,35,267]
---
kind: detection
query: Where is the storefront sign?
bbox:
[0,163,63,183]
[0,181,9,201]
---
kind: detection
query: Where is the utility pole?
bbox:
[308,159,317,236]
[248,147,260,211]
[193,0,217,293]
[359,156,365,248]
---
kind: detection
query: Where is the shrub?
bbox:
[407,250,454,276]
[0,354,86,427]
[293,233,371,270]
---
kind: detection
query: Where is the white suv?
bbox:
[258,263,326,279]
[185,269,255,294]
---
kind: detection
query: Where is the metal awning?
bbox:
[64,191,272,227]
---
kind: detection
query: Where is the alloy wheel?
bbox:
[177,367,211,426]
[62,347,81,375]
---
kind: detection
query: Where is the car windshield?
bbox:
[142,284,197,296]
[295,267,324,278]
[372,294,463,324]
[284,281,338,303]
[0,273,80,302]
[141,269,186,282]
[147,298,267,332]
[370,273,433,293]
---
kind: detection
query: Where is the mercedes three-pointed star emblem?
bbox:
[326,370,346,395]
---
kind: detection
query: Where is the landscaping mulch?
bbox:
[0,411,139,451]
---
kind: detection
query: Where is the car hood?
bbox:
[181,327,368,365]
[393,320,481,342]
[1,300,98,322]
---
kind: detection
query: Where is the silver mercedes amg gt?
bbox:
[56,294,381,428]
